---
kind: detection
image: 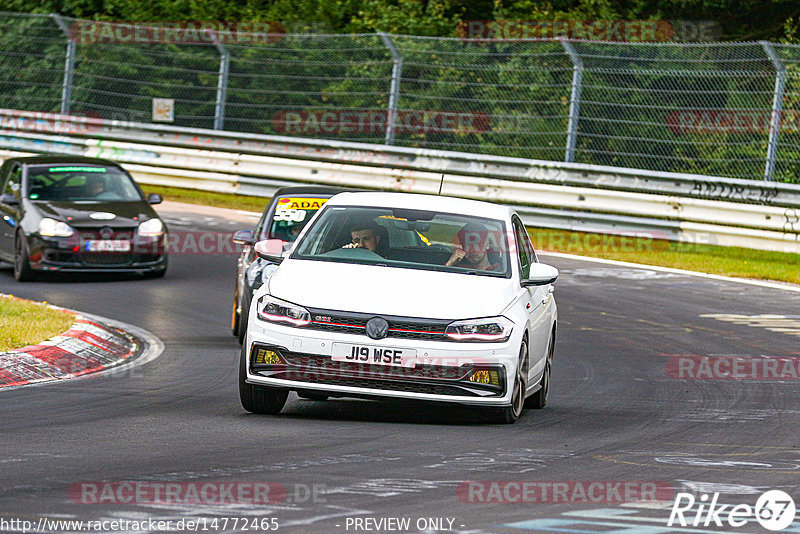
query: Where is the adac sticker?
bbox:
[276,197,328,210]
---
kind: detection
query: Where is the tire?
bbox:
[525,330,554,410]
[237,295,249,345]
[143,257,168,279]
[13,233,36,282]
[231,283,241,337]
[494,340,528,424]
[298,392,329,401]
[239,346,288,415]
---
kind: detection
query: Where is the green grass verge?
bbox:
[0,296,76,352]
[142,184,271,212]
[528,228,800,285]
[142,184,800,285]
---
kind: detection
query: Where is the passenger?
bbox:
[342,222,382,254]
[446,222,502,271]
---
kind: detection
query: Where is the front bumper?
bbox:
[28,234,167,273]
[245,318,519,407]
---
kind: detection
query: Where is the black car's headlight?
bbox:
[39,217,75,237]
[138,218,164,237]
[445,316,513,342]
[256,295,311,327]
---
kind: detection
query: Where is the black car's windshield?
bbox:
[292,205,511,277]
[27,165,144,202]
[263,196,329,242]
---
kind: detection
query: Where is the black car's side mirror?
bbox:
[0,193,19,206]
[147,193,163,205]
[232,229,255,246]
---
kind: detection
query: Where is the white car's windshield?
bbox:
[292,205,511,277]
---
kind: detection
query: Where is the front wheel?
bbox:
[237,296,250,345]
[239,346,288,415]
[13,234,36,282]
[493,340,527,424]
[144,258,168,279]
[525,332,554,409]
[231,284,241,337]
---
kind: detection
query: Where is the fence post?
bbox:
[50,14,75,115]
[761,41,785,182]
[560,39,583,163]
[379,32,403,145]
[213,39,230,130]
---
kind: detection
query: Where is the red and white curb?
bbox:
[0,297,163,389]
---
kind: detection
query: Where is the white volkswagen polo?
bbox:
[239,192,558,423]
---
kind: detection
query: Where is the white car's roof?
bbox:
[326,192,513,220]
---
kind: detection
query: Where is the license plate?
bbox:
[85,239,130,252]
[331,343,416,367]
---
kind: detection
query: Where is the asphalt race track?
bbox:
[1,203,799,534]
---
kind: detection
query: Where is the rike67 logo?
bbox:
[669,490,796,531]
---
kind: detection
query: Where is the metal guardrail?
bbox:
[4,109,800,207]
[0,109,798,253]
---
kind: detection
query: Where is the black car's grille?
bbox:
[81,253,134,266]
[307,308,452,341]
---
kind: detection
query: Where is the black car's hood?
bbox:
[32,201,158,228]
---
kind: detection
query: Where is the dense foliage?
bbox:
[3,0,799,41]
[2,1,799,181]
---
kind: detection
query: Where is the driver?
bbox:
[342,222,382,254]
[87,175,106,198]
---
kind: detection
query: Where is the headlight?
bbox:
[256,295,311,327]
[445,316,513,342]
[39,217,74,237]
[138,218,164,237]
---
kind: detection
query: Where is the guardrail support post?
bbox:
[50,14,75,115]
[762,41,785,182]
[560,39,583,163]
[379,32,403,145]
[213,40,230,130]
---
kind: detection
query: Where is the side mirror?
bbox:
[0,193,19,206]
[522,263,559,286]
[232,229,255,246]
[147,193,163,205]
[253,239,286,263]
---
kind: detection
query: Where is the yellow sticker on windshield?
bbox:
[277,198,328,210]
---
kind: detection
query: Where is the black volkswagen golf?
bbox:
[0,156,168,281]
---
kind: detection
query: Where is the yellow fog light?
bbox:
[468,369,500,386]
[254,348,281,365]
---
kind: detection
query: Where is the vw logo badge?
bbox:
[100,226,114,239]
[365,317,389,340]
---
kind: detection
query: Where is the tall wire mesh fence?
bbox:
[1,13,800,182]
